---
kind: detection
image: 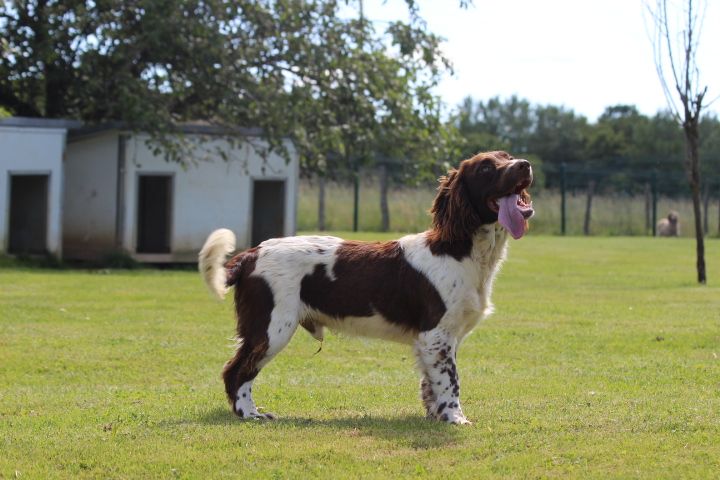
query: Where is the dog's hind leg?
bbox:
[414,328,469,425]
[223,300,300,420]
[223,340,271,419]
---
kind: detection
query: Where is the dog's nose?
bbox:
[516,159,531,170]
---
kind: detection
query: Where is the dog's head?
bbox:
[667,211,679,225]
[431,151,534,241]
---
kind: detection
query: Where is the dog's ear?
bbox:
[430,168,478,243]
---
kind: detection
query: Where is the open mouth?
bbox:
[487,179,534,218]
[487,178,535,240]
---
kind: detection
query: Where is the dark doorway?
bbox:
[8,174,49,254]
[251,180,286,246]
[136,175,172,253]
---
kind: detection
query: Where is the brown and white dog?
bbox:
[199,151,534,424]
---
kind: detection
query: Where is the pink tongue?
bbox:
[498,194,526,239]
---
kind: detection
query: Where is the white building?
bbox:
[0,117,299,262]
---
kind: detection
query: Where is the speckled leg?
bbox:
[414,329,470,425]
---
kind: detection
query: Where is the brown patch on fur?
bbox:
[225,246,259,286]
[300,316,317,335]
[221,247,275,410]
[427,151,532,260]
[299,241,446,332]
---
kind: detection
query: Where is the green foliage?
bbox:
[455,96,720,195]
[1,236,719,478]
[0,0,459,179]
[99,250,142,270]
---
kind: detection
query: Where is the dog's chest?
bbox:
[461,226,509,325]
[472,226,509,289]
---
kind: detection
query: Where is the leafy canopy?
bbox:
[0,0,461,174]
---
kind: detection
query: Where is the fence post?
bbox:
[352,169,359,232]
[651,169,658,237]
[560,163,567,235]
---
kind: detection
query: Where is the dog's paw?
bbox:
[239,412,277,421]
[436,412,472,425]
[254,412,277,421]
[233,406,277,420]
[450,416,472,425]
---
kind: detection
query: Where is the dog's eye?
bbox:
[480,164,494,173]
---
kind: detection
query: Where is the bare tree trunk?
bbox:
[644,182,651,234]
[685,124,706,283]
[317,176,326,231]
[702,185,710,235]
[649,0,709,283]
[583,180,595,236]
[379,163,390,232]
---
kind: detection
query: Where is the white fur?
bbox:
[198,228,236,299]
[202,225,511,424]
[244,228,508,345]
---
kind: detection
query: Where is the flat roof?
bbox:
[68,122,264,141]
[0,117,83,129]
[0,117,264,139]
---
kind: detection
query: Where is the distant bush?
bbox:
[99,251,141,269]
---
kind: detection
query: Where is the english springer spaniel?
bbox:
[199,151,534,424]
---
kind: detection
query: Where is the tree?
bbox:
[529,104,588,176]
[455,95,533,157]
[0,0,458,178]
[647,0,713,283]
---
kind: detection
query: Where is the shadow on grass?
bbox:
[170,406,464,449]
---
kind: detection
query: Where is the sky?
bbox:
[357,0,720,121]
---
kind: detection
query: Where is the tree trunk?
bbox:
[644,182,651,234]
[701,185,710,235]
[379,163,390,232]
[583,180,595,236]
[317,176,326,231]
[684,122,706,284]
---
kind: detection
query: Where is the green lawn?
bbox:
[1,236,719,478]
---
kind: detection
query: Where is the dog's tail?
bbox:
[199,228,236,299]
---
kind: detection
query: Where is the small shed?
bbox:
[0,118,81,258]
[0,118,299,262]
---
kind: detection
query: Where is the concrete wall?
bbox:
[0,126,66,257]
[63,132,120,259]
[122,134,298,261]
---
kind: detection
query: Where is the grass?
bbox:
[1,235,720,478]
[298,179,720,237]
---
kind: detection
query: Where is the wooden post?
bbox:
[317,175,326,231]
[379,162,390,232]
[651,169,658,237]
[583,180,595,236]
[560,163,567,235]
[644,182,651,234]
[352,169,359,232]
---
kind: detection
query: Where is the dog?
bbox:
[657,211,679,237]
[199,151,534,424]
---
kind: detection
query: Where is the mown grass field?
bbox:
[1,235,719,478]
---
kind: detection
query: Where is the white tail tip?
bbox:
[199,228,236,299]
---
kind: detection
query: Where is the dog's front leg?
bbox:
[414,329,470,425]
